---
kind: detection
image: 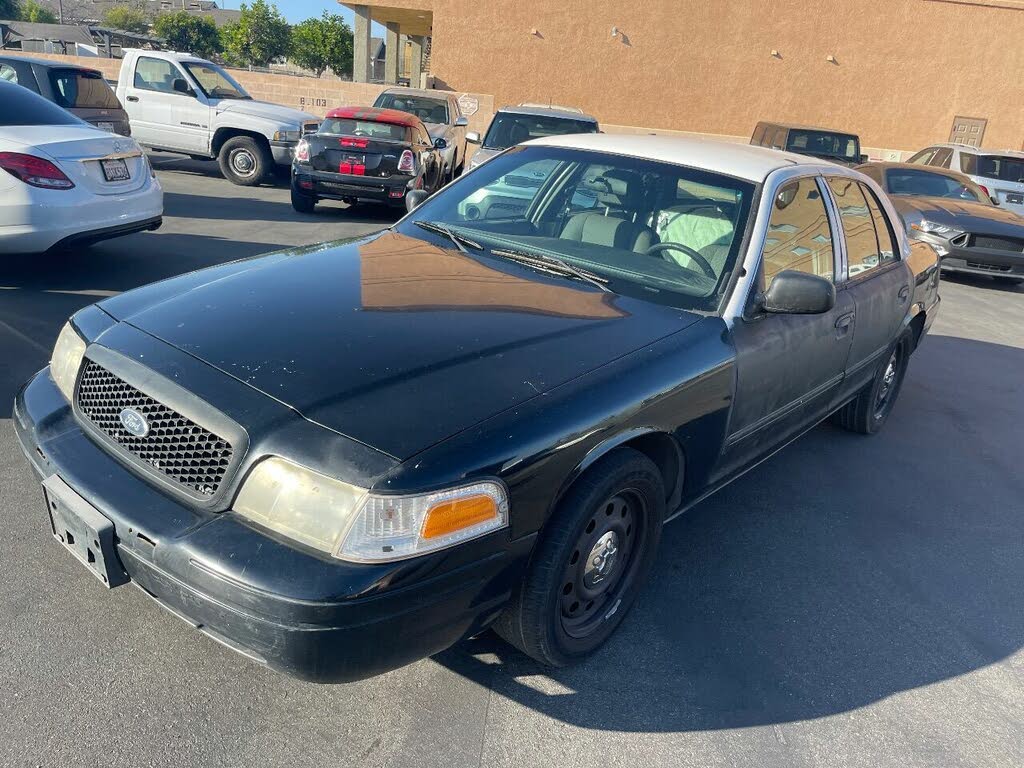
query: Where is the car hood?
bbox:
[425,122,448,139]
[214,99,317,126]
[101,232,699,460]
[891,196,1024,235]
[469,147,500,167]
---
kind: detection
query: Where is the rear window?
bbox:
[482,113,599,150]
[49,69,121,110]
[963,153,1024,183]
[786,130,860,162]
[884,168,987,203]
[0,81,83,126]
[374,94,449,124]
[319,118,409,142]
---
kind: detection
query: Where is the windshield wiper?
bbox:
[490,247,611,292]
[413,221,483,252]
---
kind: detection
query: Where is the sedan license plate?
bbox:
[1005,193,1024,205]
[97,121,116,133]
[101,158,129,182]
[42,475,128,588]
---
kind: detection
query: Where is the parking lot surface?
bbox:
[1,159,1022,768]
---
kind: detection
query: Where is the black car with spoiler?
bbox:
[290,106,447,213]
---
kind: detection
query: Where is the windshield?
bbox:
[49,69,121,110]
[374,93,448,124]
[884,168,987,203]
[182,62,251,100]
[396,146,755,312]
[786,130,860,161]
[483,113,599,150]
[961,153,1024,183]
[0,80,83,126]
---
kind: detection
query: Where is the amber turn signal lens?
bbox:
[422,495,499,539]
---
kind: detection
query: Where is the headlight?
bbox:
[50,321,86,403]
[910,220,962,237]
[232,457,509,562]
[273,129,302,142]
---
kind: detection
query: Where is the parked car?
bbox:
[907,143,1024,216]
[466,104,599,170]
[859,161,1024,283]
[751,121,866,166]
[372,87,467,182]
[114,49,319,186]
[0,81,162,254]
[290,106,447,213]
[15,135,937,682]
[0,55,131,136]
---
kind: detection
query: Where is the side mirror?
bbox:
[454,116,469,127]
[172,78,192,96]
[433,137,448,150]
[858,154,869,164]
[760,270,835,315]
[406,189,429,213]
[466,131,481,144]
[991,195,1000,206]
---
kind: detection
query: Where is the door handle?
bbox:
[126,95,139,102]
[835,312,854,337]
[897,285,910,303]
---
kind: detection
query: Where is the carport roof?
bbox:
[0,20,96,46]
[339,2,433,36]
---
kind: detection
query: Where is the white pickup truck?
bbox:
[115,49,319,186]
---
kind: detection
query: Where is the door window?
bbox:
[930,147,953,168]
[762,177,836,285]
[860,184,898,265]
[826,177,883,277]
[770,128,786,150]
[134,57,184,94]
[907,148,937,165]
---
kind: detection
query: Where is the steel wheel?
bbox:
[230,147,257,178]
[873,348,901,420]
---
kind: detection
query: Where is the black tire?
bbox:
[833,330,912,435]
[290,188,316,213]
[495,448,665,667]
[217,136,272,186]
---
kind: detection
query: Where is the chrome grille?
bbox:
[76,361,233,497]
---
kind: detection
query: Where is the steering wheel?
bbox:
[645,242,716,279]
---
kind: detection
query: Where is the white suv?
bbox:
[908,144,1024,216]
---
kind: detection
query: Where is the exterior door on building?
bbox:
[948,116,987,147]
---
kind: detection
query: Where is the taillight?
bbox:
[0,152,74,189]
[397,150,415,174]
[294,139,310,163]
[340,137,369,149]
[338,162,366,175]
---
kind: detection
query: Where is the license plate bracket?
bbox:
[101,158,129,182]
[97,121,115,133]
[42,475,128,588]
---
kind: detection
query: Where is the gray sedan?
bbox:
[373,87,468,182]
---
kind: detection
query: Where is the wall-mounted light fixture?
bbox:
[770,49,781,58]
[826,54,838,64]
[530,28,540,36]
[611,26,619,37]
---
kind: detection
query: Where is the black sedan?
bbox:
[15,136,939,682]
[290,106,447,213]
[858,162,1024,284]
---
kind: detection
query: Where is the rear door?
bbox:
[823,176,909,405]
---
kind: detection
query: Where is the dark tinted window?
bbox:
[0,80,82,126]
[907,148,937,165]
[787,130,860,162]
[49,69,121,109]
[482,113,599,150]
[884,168,986,203]
[374,93,449,124]
[973,154,1024,182]
[319,118,409,141]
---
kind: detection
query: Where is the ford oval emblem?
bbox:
[119,407,150,437]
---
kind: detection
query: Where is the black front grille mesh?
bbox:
[76,361,233,497]
[971,235,1024,252]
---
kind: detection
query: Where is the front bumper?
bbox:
[13,370,528,682]
[292,168,416,206]
[270,140,297,165]
[940,245,1024,278]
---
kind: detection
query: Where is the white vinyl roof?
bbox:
[526,133,816,182]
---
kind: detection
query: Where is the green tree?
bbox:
[0,0,21,20]
[221,0,290,68]
[289,12,353,78]
[101,4,151,35]
[20,0,55,22]
[153,11,221,57]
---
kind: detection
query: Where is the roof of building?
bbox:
[183,8,241,27]
[497,104,598,122]
[0,19,96,46]
[325,105,424,128]
[526,133,815,182]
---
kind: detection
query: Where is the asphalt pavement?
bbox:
[0,157,1021,767]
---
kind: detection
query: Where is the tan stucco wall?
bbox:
[379,0,1024,154]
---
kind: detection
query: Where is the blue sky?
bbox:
[218,0,383,31]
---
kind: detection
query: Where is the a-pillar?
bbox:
[384,21,400,84]
[352,4,372,83]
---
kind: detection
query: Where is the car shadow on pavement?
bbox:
[163,191,401,225]
[435,332,1024,733]
[941,272,1023,294]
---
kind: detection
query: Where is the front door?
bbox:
[717,176,854,479]
[823,177,910,405]
[123,56,209,154]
